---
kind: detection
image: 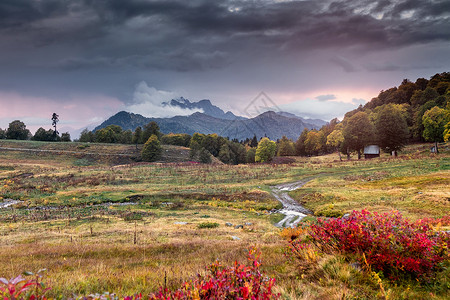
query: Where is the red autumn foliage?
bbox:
[290,210,449,279]
[149,248,278,299]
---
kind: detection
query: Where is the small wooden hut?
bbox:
[364,145,380,159]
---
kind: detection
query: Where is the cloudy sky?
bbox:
[1,0,449,136]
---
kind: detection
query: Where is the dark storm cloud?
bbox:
[0,0,449,110]
[331,56,358,73]
[2,0,449,71]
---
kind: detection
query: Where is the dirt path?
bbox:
[271,179,313,228]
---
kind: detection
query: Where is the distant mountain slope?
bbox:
[94,110,323,140]
[163,97,245,120]
[276,112,327,128]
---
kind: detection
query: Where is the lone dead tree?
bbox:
[52,113,59,139]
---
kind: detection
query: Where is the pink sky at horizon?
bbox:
[0,85,378,139]
[0,91,124,137]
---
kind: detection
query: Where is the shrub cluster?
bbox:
[197,222,219,229]
[150,248,278,299]
[290,210,450,280]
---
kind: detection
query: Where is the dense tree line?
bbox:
[0,120,71,142]
[188,133,248,164]
[292,72,450,158]
[78,121,162,145]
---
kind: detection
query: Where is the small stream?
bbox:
[271,179,313,228]
[0,199,22,208]
[2,180,313,227]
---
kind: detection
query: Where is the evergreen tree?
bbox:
[142,122,161,142]
[141,134,162,162]
[133,126,143,147]
[250,135,258,148]
[295,128,308,156]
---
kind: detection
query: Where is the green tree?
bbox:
[201,134,222,157]
[60,132,71,142]
[277,136,295,156]
[229,142,247,164]
[33,127,51,141]
[444,104,450,142]
[161,133,191,147]
[255,137,276,163]
[413,100,438,140]
[141,134,162,162]
[94,125,123,143]
[120,130,133,144]
[218,143,231,164]
[411,87,439,108]
[191,133,205,146]
[246,148,256,163]
[295,128,309,156]
[33,128,60,141]
[250,135,258,148]
[343,111,376,159]
[6,120,30,140]
[199,147,212,164]
[142,121,161,142]
[326,128,344,161]
[189,140,201,159]
[0,128,5,139]
[304,131,322,156]
[422,106,448,153]
[132,126,143,149]
[79,129,94,142]
[374,104,410,155]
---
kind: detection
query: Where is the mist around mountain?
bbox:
[275,112,327,128]
[94,98,325,141]
[163,97,246,121]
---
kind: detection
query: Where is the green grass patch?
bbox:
[197,222,220,229]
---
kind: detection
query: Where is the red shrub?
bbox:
[290,210,449,279]
[0,272,50,300]
[150,248,278,299]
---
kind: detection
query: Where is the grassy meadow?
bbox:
[0,140,449,299]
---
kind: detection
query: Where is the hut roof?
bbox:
[364,145,380,155]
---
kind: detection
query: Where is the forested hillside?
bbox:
[296,72,450,158]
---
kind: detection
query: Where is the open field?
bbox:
[0,140,449,299]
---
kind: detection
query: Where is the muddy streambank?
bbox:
[271,179,313,228]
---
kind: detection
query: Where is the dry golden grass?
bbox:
[0,206,285,297]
